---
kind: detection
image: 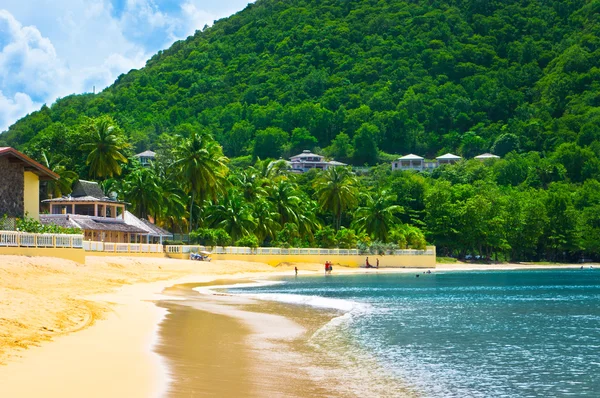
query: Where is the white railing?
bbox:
[83,241,164,254]
[0,231,85,249]
[163,245,433,257]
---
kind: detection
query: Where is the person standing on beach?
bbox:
[295,266,298,275]
[376,258,379,268]
[366,257,370,267]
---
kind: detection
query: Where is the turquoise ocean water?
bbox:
[226,269,600,397]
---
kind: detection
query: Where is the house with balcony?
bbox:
[289,150,347,173]
[40,180,171,243]
[134,150,156,167]
[0,147,59,222]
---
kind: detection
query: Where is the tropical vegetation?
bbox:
[1,0,600,261]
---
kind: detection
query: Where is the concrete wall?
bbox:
[0,157,24,218]
[207,253,435,268]
[0,247,85,263]
[85,253,166,259]
[23,171,40,220]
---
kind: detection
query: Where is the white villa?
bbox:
[475,153,500,161]
[290,150,347,173]
[436,153,462,165]
[392,152,499,172]
[134,150,156,167]
[392,154,436,172]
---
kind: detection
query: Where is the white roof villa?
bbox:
[392,152,499,172]
[436,153,462,164]
[134,150,156,167]
[475,153,500,160]
[290,150,347,173]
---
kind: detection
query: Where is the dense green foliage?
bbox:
[2,0,600,261]
[4,0,600,166]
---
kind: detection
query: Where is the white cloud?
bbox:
[0,91,40,132]
[0,1,255,133]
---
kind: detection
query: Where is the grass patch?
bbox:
[437,256,458,263]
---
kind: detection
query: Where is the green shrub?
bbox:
[190,228,231,246]
[14,215,81,234]
[315,226,337,248]
[236,235,259,248]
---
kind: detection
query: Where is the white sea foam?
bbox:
[236,292,367,312]
[193,280,285,295]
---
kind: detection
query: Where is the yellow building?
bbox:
[0,147,59,221]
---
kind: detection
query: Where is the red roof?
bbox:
[0,147,59,180]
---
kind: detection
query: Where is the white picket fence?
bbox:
[82,241,164,254]
[165,245,434,256]
[0,231,84,248]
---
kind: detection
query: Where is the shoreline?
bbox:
[0,256,586,397]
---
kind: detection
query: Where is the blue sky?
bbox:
[0,0,253,132]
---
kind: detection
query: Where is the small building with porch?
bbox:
[134,150,156,167]
[436,153,462,165]
[41,180,170,243]
[392,154,425,171]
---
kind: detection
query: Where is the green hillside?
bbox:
[3,0,600,165]
[5,0,600,262]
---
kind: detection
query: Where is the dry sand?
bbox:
[0,255,581,397]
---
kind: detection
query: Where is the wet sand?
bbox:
[155,281,418,398]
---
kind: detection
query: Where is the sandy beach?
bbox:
[0,255,584,397]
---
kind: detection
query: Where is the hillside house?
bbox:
[134,150,156,167]
[290,150,347,173]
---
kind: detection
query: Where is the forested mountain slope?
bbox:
[3,0,600,165]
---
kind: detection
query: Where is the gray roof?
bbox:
[72,218,147,233]
[124,211,172,237]
[328,161,347,166]
[40,214,147,234]
[134,150,156,158]
[42,195,127,204]
[39,215,81,229]
[72,180,106,199]
[291,150,323,159]
[398,154,424,160]
[140,219,172,236]
[43,180,127,204]
[436,153,462,160]
[475,153,500,159]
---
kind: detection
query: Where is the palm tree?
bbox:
[123,167,162,219]
[80,118,128,179]
[41,152,78,198]
[313,166,359,231]
[206,190,256,241]
[267,180,302,226]
[252,198,281,243]
[235,169,267,202]
[352,190,403,242]
[154,163,188,233]
[173,131,228,231]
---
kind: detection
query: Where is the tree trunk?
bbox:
[189,192,195,233]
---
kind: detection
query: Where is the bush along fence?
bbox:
[165,245,435,256]
[0,231,435,262]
